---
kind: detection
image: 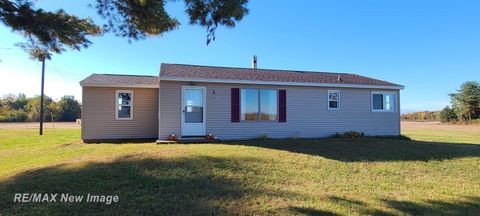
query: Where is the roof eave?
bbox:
[80,83,159,88]
[159,76,405,90]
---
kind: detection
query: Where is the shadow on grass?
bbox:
[381,196,480,216]
[323,195,480,216]
[287,207,340,216]
[225,137,480,162]
[0,155,479,215]
[0,155,304,215]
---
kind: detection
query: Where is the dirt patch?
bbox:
[0,122,80,129]
[402,121,480,132]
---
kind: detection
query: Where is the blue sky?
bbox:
[1,0,479,113]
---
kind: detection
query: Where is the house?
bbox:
[79,61,404,142]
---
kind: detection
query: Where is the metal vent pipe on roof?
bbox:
[252,55,257,69]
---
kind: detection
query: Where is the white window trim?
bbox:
[371,91,396,112]
[115,90,134,120]
[327,90,340,110]
[240,88,279,122]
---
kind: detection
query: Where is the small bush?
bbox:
[257,133,270,140]
[333,131,365,138]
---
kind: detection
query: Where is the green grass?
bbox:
[1,127,480,215]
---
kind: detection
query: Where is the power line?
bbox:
[47,65,85,83]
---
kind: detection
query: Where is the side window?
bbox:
[328,90,340,110]
[372,92,396,112]
[116,90,133,120]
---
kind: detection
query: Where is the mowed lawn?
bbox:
[1,122,480,215]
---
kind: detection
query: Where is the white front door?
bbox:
[181,86,206,136]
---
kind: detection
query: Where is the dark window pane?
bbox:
[373,94,383,110]
[241,89,259,120]
[118,93,131,105]
[185,106,203,123]
[260,90,277,120]
[329,101,338,109]
[118,106,131,118]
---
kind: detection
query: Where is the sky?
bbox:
[1,0,479,113]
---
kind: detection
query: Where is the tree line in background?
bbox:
[401,111,440,121]
[402,81,480,123]
[0,94,81,122]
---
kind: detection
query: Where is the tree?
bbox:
[0,0,249,60]
[25,95,58,121]
[450,81,480,121]
[0,94,29,122]
[56,95,81,121]
[0,93,27,110]
[439,106,457,123]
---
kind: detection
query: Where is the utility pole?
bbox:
[39,58,45,135]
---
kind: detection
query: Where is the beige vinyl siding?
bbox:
[82,87,158,140]
[158,81,181,139]
[159,81,400,140]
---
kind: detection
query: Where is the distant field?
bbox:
[0,122,80,129]
[402,121,480,144]
[0,121,479,215]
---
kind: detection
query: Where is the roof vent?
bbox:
[252,55,257,69]
[337,75,342,82]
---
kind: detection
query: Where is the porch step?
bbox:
[156,137,219,144]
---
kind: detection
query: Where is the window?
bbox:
[260,90,278,120]
[372,92,396,112]
[116,90,133,120]
[184,89,204,123]
[241,89,278,121]
[328,90,340,110]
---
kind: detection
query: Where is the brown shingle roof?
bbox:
[160,63,403,88]
[80,74,159,87]
[80,64,403,89]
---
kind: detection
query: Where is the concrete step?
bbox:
[156,137,219,144]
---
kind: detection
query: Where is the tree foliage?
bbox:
[0,0,102,60]
[449,81,480,121]
[401,111,440,121]
[25,95,57,121]
[439,106,457,123]
[56,95,82,121]
[0,94,81,122]
[0,0,249,60]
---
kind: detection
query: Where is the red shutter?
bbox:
[279,90,286,122]
[231,88,240,122]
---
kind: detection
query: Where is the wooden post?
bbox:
[39,58,45,135]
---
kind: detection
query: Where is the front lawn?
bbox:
[0,125,479,215]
